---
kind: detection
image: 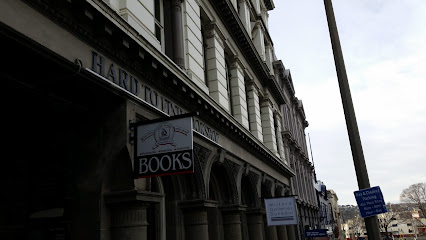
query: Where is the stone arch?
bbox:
[261,178,273,208]
[274,183,284,197]
[236,164,261,208]
[241,174,257,208]
[204,148,225,201]
[161,174,183,240]
[208,160,237,204]
[160,164,205,202]
[193,142,213,199]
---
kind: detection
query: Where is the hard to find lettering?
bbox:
[92,51,140,95]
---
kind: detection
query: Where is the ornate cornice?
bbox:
[263,0,274,10]
[282,130,310,161]
[273,60,295,97]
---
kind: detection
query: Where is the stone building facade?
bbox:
[277,69,320,239]
[327,190,345,240]
[0,0,313,239]
[314,180,331,230]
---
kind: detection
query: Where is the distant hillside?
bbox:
[339,203,422,222]
[339,205,360,221]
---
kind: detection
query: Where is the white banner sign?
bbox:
[264,197,298,226]
[134,115,194,178]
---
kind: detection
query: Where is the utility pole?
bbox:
[322,0,382,239]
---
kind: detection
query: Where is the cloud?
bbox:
[269,0,426,205]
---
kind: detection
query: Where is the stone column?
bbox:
[180,200,219,240]
[171,0,184,68]
[183,209,210,240]
[263,214,278,240]
[265,43,274,75]
[222,211,243,240]
[246,211,265,240]
[204,23,228,110]
[286,225,297,240]
[246,83,263,141]
[238,0,251,37]
[110,203,149,240]
[229,57,249,129]
[274,113,287,163]
[265,225,278,240]
[261,99,278,155]
[252,22,265,61]
[277,225,289,240]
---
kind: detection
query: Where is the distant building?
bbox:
[315,180,331,229]
[327,190,345,240]
[386,213,426,238]
[280,82,319,239]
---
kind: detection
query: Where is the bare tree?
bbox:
[400,182,426,217]
[348,215,365,238]
[378,203,398,240]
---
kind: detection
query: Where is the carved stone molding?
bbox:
[224,159,241,204]
[222,212,241,225]
[194,143,212,172]
[248,171,261,207]
[183,210,208,226]
[110,203,149,228]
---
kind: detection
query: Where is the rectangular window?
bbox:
[274,113,280,155]
[155,24,162,42]
[225,59,233,115]
[154,0,162,42]
[245,82,252,131]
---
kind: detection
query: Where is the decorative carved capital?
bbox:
[184,210,208,226]
[222,213,241,224]
[110,203,149,227]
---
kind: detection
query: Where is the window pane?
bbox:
[155,24,161,42]
[154,0,161,21]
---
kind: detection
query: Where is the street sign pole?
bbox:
[322,0,382,239]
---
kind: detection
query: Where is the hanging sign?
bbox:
[264,197,298,226]
[305,229,328,238]
[133,113,195,178]
[354,186,387,218]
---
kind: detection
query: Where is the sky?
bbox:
[268,0,426,205]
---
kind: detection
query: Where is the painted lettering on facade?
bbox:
[193,119,219,143]
[91,51,184,116]
[90,51,220,145]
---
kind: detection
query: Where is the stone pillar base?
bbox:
[277,225,289,240]
[110,203,149,240]
[246,210,265,240]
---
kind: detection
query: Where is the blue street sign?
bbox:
[354,186,387,218]
[305,229,328,238]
